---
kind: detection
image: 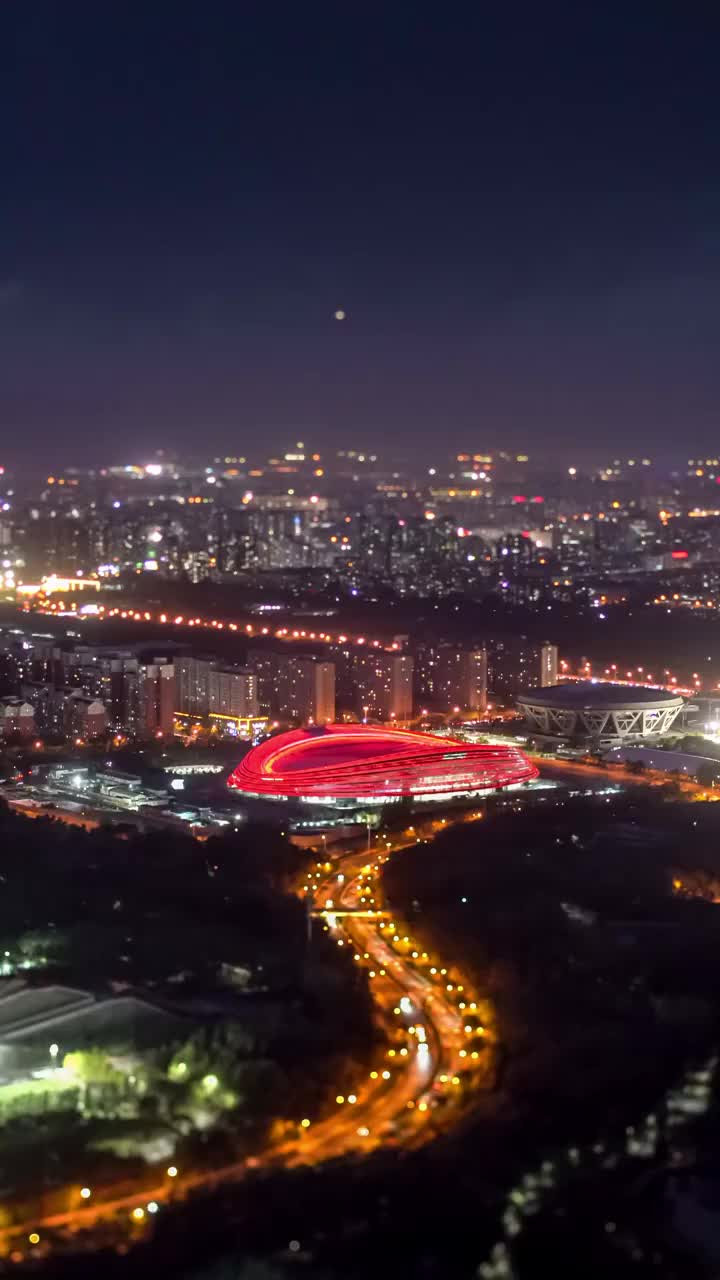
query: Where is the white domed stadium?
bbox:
[517,682,684,749]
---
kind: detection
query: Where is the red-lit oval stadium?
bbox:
[227,724,537,805]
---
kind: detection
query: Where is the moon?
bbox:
[334,309,346,321]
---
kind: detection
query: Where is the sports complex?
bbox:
[516,681,684,749]
[227,723,537,816]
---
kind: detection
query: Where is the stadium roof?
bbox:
[228,724,537,801]
[518,682,684,711]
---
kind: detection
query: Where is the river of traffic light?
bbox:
[0,831,491,1262]
[284,844,492,1161]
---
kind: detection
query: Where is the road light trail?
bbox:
[0,833,490,1260]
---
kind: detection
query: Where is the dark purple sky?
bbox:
[3,2,720,466]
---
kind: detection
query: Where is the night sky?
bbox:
[3,2,720,466]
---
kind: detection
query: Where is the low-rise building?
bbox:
[0,698,35,739]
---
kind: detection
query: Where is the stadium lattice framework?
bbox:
[517,682,684,746]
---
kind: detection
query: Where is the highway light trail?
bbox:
[287,844,494,1163]
[0,827,492,1261]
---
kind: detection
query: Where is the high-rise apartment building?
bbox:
[63,692,108,740]
[245,648,281,716]
[139,662,175,738]
[175,657,259,721]
[354,653,413,721]
[121,660,141,736]
[247,650,336,724]
[208,668,259,719]
[488,638,558,699]
[311,661,336,724]
[469,648,489,709]
[540,642,558,687]
[174,656,213,717]
[277,657,335,724]
[21,682,64,735]
[415,644,487,713]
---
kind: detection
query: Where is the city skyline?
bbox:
[5,8,720,1275]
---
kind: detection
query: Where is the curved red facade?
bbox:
[227,724,538,801]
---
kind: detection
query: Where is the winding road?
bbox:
[0,829,489,1262]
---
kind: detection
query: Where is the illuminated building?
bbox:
[138,662,175,738]
[0,697,35,739]
[174,656,260,734]
[354,652,414,721]
[246,651,336,724]
[540,642,558,686]
[174,711,267,740]
[414,644,487,713]
[465,648,490,710]
[488,639,558,699]
[246,648,281,714]
[175,657,258,719]
[21,682,62,734]
[228,724,537,809]
[121,662,142,735]
[517,682,684,748]
[62,692,108,740]
[16,574,101,598]
[311,661,337,723]
[175,656,213,717]
[276,657,335,724]
[182,549,212,583]
[20,643,135,735]
[208,667,259,719]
